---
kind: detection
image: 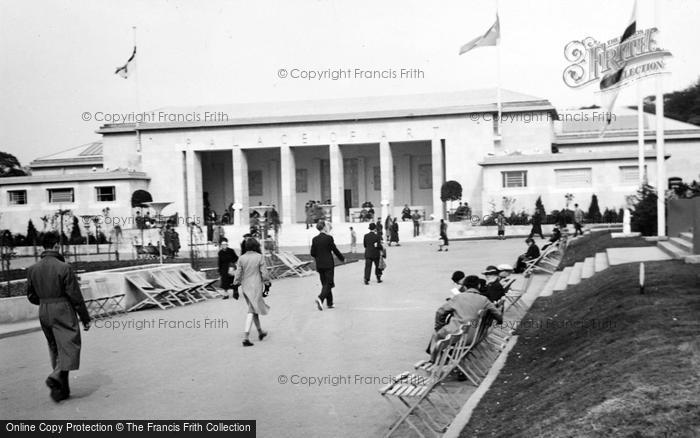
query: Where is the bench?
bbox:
[393,205,426,221]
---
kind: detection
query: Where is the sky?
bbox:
[1,0,699,164]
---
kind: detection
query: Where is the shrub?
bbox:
[588,194,602,223]
[630,184,658,236]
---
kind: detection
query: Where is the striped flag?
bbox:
[600,1,637,124]
[458,15,500,55]
[115,46,136,79]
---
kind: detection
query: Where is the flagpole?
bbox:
[636,3,645,186]
[496,2,502,136]
[654,0,665,237]
[132,25,142,154]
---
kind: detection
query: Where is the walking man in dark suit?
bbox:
[26,232,91,402]
[363,222,384,285]
[310,220,345,310]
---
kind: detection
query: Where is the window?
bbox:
[48,188,74,203]
[620,165,645,184]
[248,170,263,196]
[96,186,116,202]
[295,169,308,193]
[502,171,527,188]
[555,168,592,187]
[8,190,27,205]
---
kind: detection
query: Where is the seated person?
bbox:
[401,204,412,221]
[542,227,562,251]
[497,264,514,284]
[480,265,505,302]
[514,238,541,273]
[427,275,503,361]
[450,270,466,296]
[360,208,368,222]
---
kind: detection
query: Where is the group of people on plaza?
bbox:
[26,199,577,402]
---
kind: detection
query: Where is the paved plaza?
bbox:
[0,238,527,437]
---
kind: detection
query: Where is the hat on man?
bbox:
[482,265,500,276]
[497,263,513,272]
[369,222,377,230]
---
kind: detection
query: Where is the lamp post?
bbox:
[143,201,173,264]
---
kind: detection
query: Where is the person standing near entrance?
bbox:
[310,220,345,310]
[26,232,91,402]
[350,227,357,253]
[412,210,421,237]
[375,217,384,242]
[363,223,384,284]
[438,219,449,251]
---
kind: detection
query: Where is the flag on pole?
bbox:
[599,1,637,125]
[115,46,136,79]
[458,15,500,55]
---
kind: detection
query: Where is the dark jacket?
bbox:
[363,231,383,259]
[525,243,541,260]
[27,251,90,324]
[310,232,345,271]
[218,248,239,276]
[481,280,505,303]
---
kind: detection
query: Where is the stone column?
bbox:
[185,148,203,223]
[280,145,297,225]
[232,147,249,227]
[431,128,444,220]
[379,137,394,219]
[329,142,345,223]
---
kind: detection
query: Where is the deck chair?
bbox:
[380,331,466,438]
[264,253,288,279]
[274,252,313,278]
[177,266,222,298]
[80,280,103,319]
[92,277,126,317]
[456,311,503,387]
[166,267,214,300]
[150,270,199,304]
[125,273,179,311]
[278,251,314,274]
[503,275,531,316]
[523,244,561,276]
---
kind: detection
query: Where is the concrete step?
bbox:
[567,262,583,285]
[581,257,596,279]
[540,272,561,297]
[669,237,693,252]
[657,241,690,260]
[594,252,609,272]
[554,267,572,291]
[680,232,693,244]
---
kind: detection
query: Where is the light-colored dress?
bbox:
[234,251,271,315]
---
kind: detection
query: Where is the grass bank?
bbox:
[460,260,700,437]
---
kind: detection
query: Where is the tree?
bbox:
[630,184,658,236]
[0,151,27,177]
[588,194,602,223]
[440,180,462,203]
[70,216,83,244]
[534,196,546,218]
[26,220,38,243]
[642,77,700,126]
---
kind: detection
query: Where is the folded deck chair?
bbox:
[125,273,179,311]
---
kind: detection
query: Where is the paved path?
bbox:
[0,238,524,438]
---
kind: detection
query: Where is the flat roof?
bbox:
[97,88,556,134]
[0,171,150,186]
[479,151,670,166]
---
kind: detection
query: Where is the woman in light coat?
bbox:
[233,237,271,346]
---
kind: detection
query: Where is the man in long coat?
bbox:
[27,233,91,402]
